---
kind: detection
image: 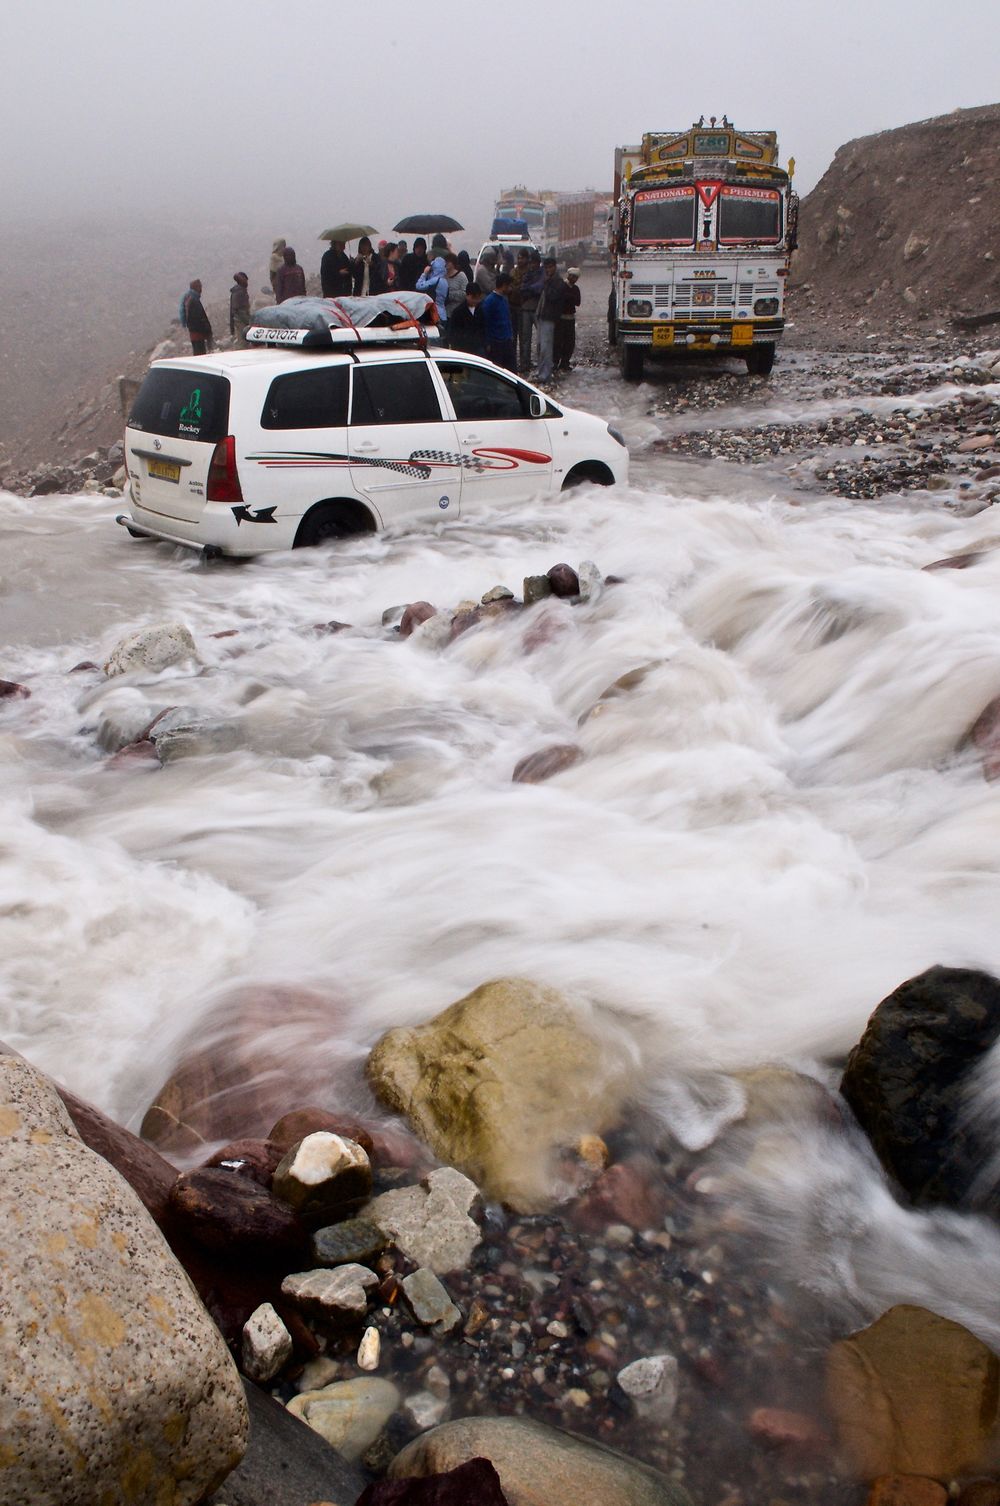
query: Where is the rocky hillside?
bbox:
[792,103,1000,335]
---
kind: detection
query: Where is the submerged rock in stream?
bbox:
[365,978,634,1213]
[840,966,1000,1210]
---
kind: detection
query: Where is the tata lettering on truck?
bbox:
[609,117,798,380]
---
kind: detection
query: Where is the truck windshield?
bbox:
[631,188,695,245]
[718,188,782,244]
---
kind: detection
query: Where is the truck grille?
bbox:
[673,282,735,310]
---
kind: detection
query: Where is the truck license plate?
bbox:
[651,325,674,347]
[148,458,181,483]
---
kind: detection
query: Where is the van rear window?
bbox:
[262,367,349,429]
[128,370,230,443]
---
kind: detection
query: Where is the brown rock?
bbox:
[355,1456,510,1505]
[958,1482,1000,1506]
[58,1085,178,1227]
[748,1407,829,1451]
[141,984,354,1152]
[204,1138,285,1187]
[923,550,993,571]
[0,678,31,698]
[105,739,158,768]
[867,1476,948,1506]
[399,602,438,638]
[69,660,99,673]
[826,1304,1000,1479]
[512,744,582,784]
[169,1167,309,1255]
[311,619,352,635]
[449,607,483,640]
[957,434,996,452]
[269,1109,374,1160]
[571,1158,668,1233]
[547,563,580,597]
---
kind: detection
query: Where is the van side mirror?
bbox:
[528,393,544,418]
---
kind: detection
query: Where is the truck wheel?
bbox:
[621,344,644,382]
[746,343,776,376]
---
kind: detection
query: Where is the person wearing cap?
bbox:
[229,272,250,345]
[556,267,582,371]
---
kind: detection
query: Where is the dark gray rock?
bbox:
[206,1379,367,1506]
[840,965,1000,1208]
[311,1217,387,1267]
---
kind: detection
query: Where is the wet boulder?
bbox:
[103,621,198,677]
[840,966,1000,1209]
[388,1415,694,1505]
[169,1166,309,1255]
[356,1457,510,1505]
[0,1052,247,1504]
[365,978,633,1213]
[141,984,354,1153]
[826,1304,1000,1480]
[512,744,582,784]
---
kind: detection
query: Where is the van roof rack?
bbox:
[245,292,441,350]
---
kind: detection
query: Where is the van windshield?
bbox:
[129,370,230,443]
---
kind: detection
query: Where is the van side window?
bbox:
[437,364,528,421]
[351,364,443,426]
[261,367,349,429]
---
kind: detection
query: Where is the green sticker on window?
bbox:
[179,388,203,425]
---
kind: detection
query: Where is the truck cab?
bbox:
[610,120,797,380]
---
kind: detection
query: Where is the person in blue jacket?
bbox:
[482,273,515,371]
[416,254,449,337]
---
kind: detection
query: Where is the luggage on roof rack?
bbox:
[246,292,440,348]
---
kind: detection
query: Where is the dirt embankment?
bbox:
[790,103,1000,340]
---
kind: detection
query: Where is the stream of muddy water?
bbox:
[4,328,1000,1502]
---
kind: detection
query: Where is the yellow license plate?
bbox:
[731,323,754,346]
[651,324,674,347]
[148,458,181,483]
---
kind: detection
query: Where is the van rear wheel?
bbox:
[294,502,374,549]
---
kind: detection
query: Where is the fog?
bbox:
[3,0,998,234]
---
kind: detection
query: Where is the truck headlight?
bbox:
[626,299,653,318]
[753,297,779,316]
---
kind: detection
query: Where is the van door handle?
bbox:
[461,434,481,446]
[355,440,380,453]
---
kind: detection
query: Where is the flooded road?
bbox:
[4,305,1000,1500]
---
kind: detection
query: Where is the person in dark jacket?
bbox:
[556,266,582,370]
[353,237,388,296]
[229,272,250,344]
[456,249,475,287]
[397,238,426,291]
[535,257,568,383]
[448,283,488,356]
[482,273,515,372]
[184,279,213,355]
[518,251,544,373]
[320,239,353,298]
[275,247,307,303]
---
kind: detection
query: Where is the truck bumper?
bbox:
[619,319,783,350]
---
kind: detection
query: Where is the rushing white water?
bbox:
[4,441,1000,1342]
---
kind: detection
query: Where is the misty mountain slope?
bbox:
[0,216,314,470]
[794,103,1000,328]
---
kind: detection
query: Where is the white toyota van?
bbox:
[119,342,628,558]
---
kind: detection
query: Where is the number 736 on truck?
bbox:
[609,117,798,380]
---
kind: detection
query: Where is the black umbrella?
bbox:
[392,214,464,235]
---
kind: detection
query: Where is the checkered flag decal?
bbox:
[410,448,492,474]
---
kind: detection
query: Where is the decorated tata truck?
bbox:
[609,118,798,379]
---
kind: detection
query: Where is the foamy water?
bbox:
[4,446,1000,1342]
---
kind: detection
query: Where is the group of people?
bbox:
[177,233,583,386]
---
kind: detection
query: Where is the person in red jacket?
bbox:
[274,247,307,303]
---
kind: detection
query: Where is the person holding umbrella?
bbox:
[397,238,426,292]
[321,239,353,298]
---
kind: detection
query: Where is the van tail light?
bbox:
[207,436,243,503]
